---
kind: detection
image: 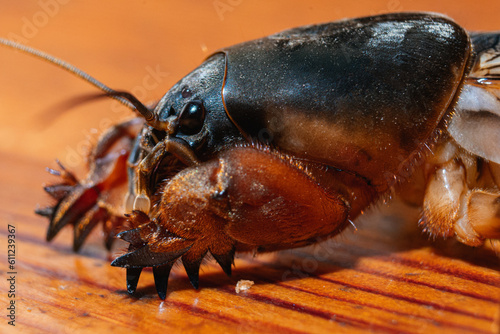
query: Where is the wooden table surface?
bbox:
[0,1,499,333]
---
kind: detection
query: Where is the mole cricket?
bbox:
[2,12,499,299]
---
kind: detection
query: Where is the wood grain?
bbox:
[0,1,499,333]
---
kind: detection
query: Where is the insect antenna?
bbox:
[0,38,159,128]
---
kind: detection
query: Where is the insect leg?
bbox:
[113,145,375,299]
[421,159,467,239]
[37,118,143,251]
[454,189,500,246]
[420,140,500,252]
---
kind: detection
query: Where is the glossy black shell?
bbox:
[218,12,471,190]
[154,12,471,191]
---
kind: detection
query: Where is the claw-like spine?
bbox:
[211,247,235,277]
[116,225,150,244]
[35,206,54,218]
[126,267,143,294]
[45,185,100,242]
[55,159,78,184]
[182,256,205,289]
[43,185,73,200]
[73,205,107,252]
[45,160,78,185]
[153,263,174,300]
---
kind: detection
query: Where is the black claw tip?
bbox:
[43,185,72,200]
[126,267,143,294]
[212,248,235,277]
[35,206,54,218]
[182,257,203,290]
[116,227,144,244]
[153,263,173,300]
[46,224,58,242]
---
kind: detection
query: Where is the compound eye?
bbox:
[178,100,205,135]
